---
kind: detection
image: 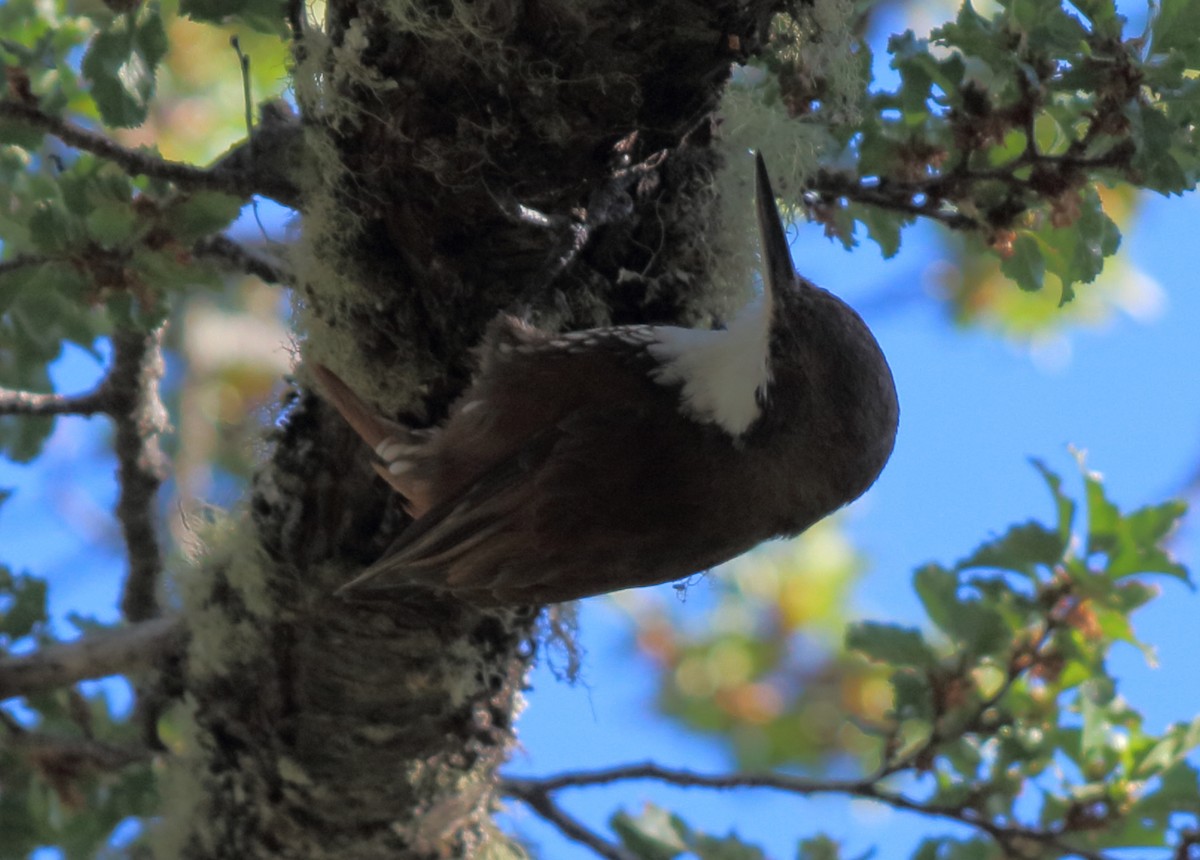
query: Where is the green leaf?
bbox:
[1061,189,1121,293]
[1135,716,1200,777]
[1079,456,1191,582]
[1152,0,1200,65]
[1010,0,1089,54]
[81,5,169,128]
[29,202,80,254]
[162,192,244,241]
[691,832,766,860]
[890,670,934,721]
[85,199,139,246]
[1031,458,1076,548]
[0,568,48,640]
[955,521,1064,577]
[1000,234,1044,292]
[845,622,935,667]
[1132,760,1200,820]
[1072,0,1121,37]
[1079,680,1117,764]
[857,205,905,259]
[612,806,688,860]
[1128,102,1192,195]
[913,566,1012,656]
[911,837,992,860]
[1082,461,1120,553]
[796,835,851,860]
[181,0,288,34]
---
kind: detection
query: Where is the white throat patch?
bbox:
[647,294,773,437]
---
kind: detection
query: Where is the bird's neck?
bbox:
[646,294,773,437]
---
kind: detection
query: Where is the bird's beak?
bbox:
[754,153,797,304]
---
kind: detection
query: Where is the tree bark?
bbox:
[167,1,783,856]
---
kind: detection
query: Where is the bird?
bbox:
[313,153,898,606]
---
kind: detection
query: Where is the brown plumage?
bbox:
[314,154,898,605]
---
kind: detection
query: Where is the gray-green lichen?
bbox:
[711,0,865,306]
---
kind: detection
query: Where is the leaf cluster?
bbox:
[809,0,1200,301]
[843,455,1195,858]
[600,459,1197,860]
[0,561,158,860]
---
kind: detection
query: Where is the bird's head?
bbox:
[750,154,899,498]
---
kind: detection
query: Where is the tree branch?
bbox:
[193,235,293,285]
[0,616,185,700]
[12,730,153,771]
[0,100,302,207]
[0,254,53,278]
[502,763,1109,860]
[108,327,169,623]
[503,779,638,860]
[0,386,109,417]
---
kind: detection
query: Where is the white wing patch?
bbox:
[647,295,772,437]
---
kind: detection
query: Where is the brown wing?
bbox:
[338,401,754,605]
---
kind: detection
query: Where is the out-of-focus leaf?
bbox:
[0,568,48,641]
[955,522,1064,577]
[1151,0,1200,65]
[913,566,1011,656]
[161,193,244,242]
[612,806,688,860]
[181,0,288,34]
[81,5,169,127]
[1000,235,1044,293]
[1030,459,1076,547]
[846,622,935,668]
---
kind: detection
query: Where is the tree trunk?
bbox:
[166,1,781,855]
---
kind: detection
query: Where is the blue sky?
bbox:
[502,186,1200,858]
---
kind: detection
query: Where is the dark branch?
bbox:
[193,234,293,285]
[502,763,1108,860]
[0,100,302,207]
[806,150,1134,235]
[0,616,184,700]
[503,779,637,860]
[2,718,154,771]
[108,327,169,622]
[0,385,108,417]
[0,254,54,278]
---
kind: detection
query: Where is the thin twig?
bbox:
[4,724,153,771]
[807,144,1133,235]
[1,100,234,188]
[109,327,169,622]
[501,763,1108,860]
[0,616,184,700]
[0,386,108,417]
[193,234,293,285]
[0,325,170,622]
[0,254,54,277]
[0,100,302,207]
[504,779,638,860]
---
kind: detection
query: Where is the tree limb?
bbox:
[0,386,109,417]
[0,100,302,207]
[0,616,185,700]
[108,327,170,622]
[193,235,293,285]
[503,779,637,860]
[501,763,1108,860]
